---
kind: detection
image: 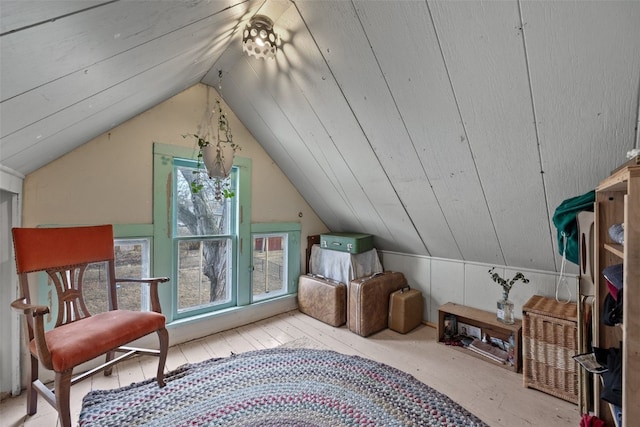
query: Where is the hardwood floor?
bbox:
[0,310,578,426]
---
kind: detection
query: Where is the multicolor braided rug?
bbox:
[79,348,487,426]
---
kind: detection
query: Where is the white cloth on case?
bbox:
[309,245,383,286]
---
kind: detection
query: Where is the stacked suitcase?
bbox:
[298,274,347,327]
[388,287,424,334]
[320,232,374,254]
[349,271,408,337]
[299,233,423,336]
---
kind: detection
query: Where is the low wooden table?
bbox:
[438,302,522,373]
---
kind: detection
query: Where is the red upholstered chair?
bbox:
[10,225,169,427]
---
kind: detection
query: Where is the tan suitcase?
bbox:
[388,287,423,333]
[349,271,407,337]
[297,274,347,327]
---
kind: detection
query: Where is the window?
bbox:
[44,237,152,323]
[113,238,152,311]
[250,223,301,304]
[173,158,237,315]
[252,233,288,301]
[153,142,301,323]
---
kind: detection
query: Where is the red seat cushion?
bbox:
[29,310,166,372]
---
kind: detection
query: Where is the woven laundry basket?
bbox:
[522,295,578,404]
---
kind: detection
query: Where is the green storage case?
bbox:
[320,232,374,254]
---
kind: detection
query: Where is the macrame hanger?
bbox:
[196,85,215,141]
[556,231,572,303]
[215,71,232,146]
[218,70,224,99]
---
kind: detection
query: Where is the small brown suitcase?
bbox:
[298,274,347,327]
[349,271,407,337]
[388,287,423,333]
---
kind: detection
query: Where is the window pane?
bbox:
[82,262,109,314]
[252,234,287,301]
[114,239,151,311]
[177,238,232,312]
[81,239,151,313]
[174,159,236,315]
[175,164,231,237]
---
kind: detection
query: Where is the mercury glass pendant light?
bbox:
[242,15,280,59]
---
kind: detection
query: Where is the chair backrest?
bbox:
[12,225,118,332]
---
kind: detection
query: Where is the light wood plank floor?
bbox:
[0,310,578,426]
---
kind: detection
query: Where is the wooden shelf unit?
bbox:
[437,302,522,373]
[592,163,640,426]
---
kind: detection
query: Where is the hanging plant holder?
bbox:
[199,101,236,180]
[184,78,240,199]
[202,143,234,179]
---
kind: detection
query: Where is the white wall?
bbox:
[380,251,576,325]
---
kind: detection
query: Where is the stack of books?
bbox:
[467,339,509,364]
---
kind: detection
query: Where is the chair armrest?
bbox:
[115,277,170,284]
[10,298,54,369]
[115,277,169,313]
[11,297,50,316]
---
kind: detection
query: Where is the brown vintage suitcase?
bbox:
[298,274,347,327]
[388,287,423,334]
[349,271,407,337]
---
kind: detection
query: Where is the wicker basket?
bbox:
[522,295,578,404]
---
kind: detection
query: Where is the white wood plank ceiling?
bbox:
[2,0,639,272]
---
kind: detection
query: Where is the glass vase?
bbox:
[497,291,515,324]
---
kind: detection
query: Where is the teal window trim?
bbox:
[153,142,252,322]
[251,222,301,296]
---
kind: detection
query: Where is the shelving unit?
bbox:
[592,163,640,426]
[437,302,522,373]
[576,211,595,415]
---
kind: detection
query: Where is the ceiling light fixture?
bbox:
[242,15,280,59]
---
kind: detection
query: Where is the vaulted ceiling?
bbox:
[2,0,639,272]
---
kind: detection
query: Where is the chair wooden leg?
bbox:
[156,327,169,387]
[55,370,73,427]
[26,355,39,415]
[104,350,115,376]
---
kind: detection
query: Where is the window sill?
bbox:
[165,294,298,346]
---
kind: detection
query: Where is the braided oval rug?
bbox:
[79,348,487,426]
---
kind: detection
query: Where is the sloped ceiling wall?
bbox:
[2,0,640,272]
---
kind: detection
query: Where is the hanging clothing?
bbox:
[552,190,595,265]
